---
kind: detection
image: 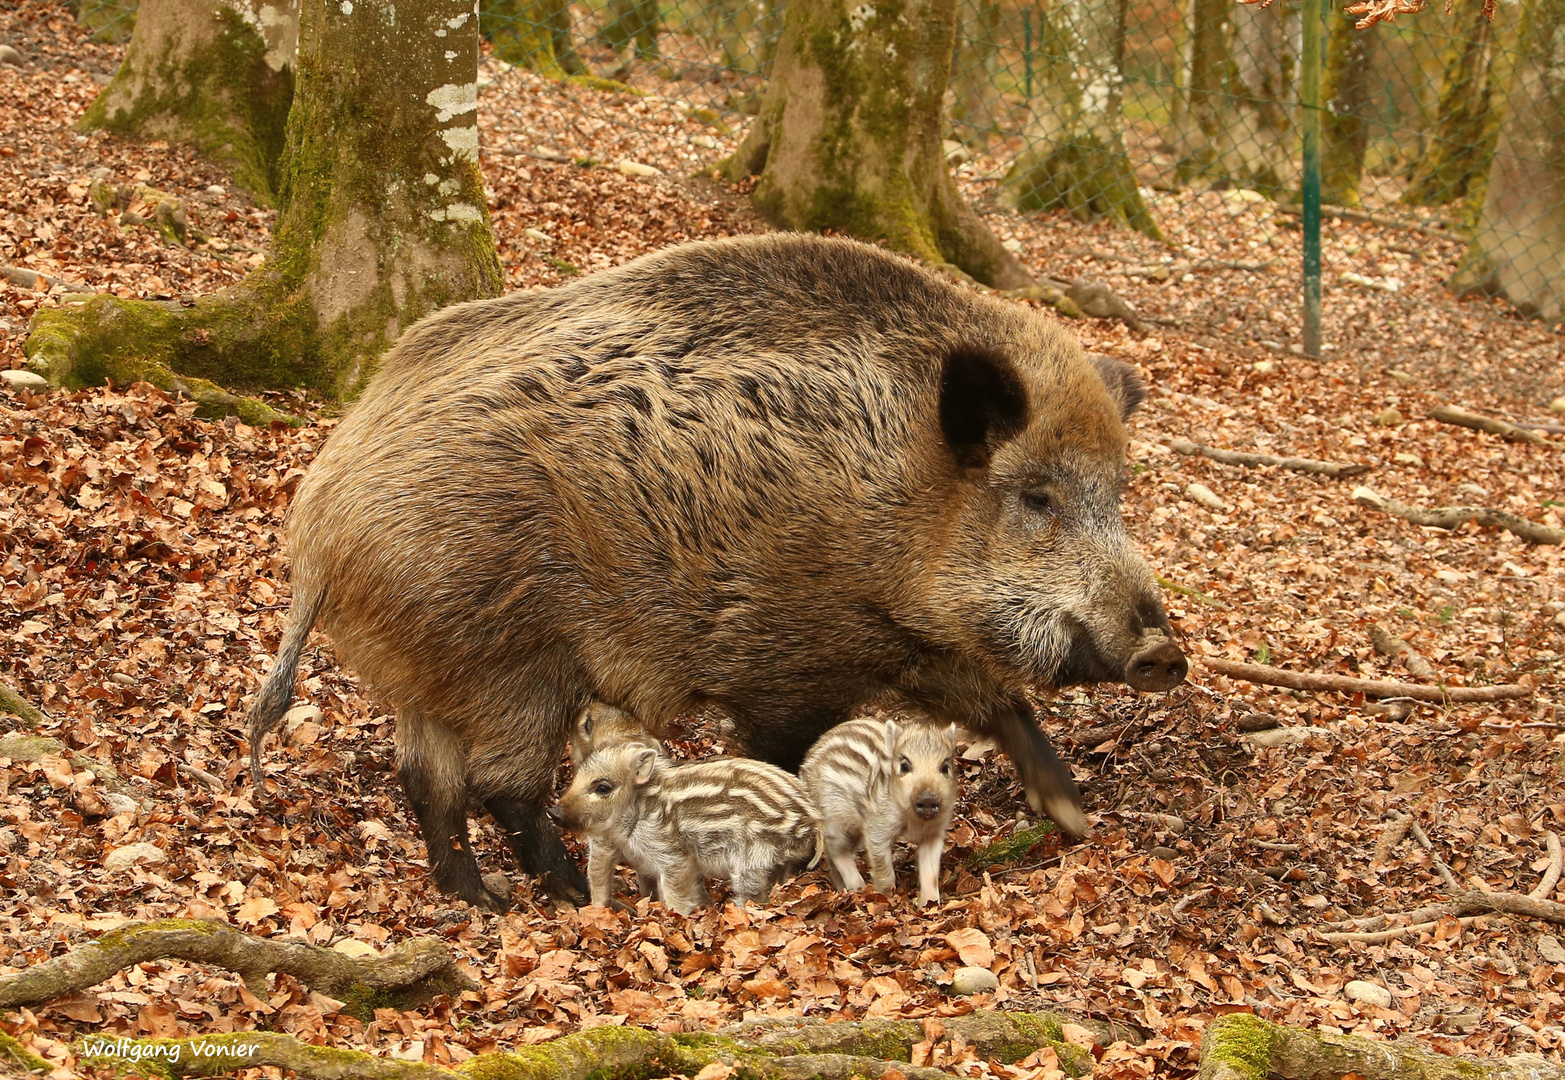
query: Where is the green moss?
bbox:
[1205,1015,1276,1080]
[90,918,225,955]
[1003,138,1163,241]
[968,822,1057,867]
[0,1032,51,1075]
[0,686,45,725]
[1008,1013,1066,1047]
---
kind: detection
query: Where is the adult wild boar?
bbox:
[247,234,1186,910]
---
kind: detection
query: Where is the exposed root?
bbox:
[0,918,472,1014]
[1351,487,1565,545]
[1168,439,1371,479]
[1200,657,1532,702]
[0,681,46,724]
[1530,830,1562,901]
[1430,404,1558,448]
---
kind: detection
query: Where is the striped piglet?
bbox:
[800,718,958,905]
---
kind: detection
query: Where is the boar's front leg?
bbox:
[986,700,1089,838]
[483,795,590,905]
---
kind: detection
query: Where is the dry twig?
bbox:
[1351,487,1565,545]
[1167,439,1370,479]
[1368,624,1436,679]
[1200,657,1531,702]
[1430,405,1556,448]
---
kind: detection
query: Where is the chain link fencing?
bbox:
[74,0,1565,335]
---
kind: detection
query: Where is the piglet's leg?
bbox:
[585,840,617,908]
[916,833,944,906]
[658,857,708,915]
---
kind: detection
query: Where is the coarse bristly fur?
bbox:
[553,746,823,915]
[801,717,958,905]
[570,702,666,908]
[244,233,1186,911]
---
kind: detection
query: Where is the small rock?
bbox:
[332,938,378,958]
[206,184,226,196]
[1001,237,1024,254]
[524,227,551,243]
[1440,1011,1482,1034]
[1252,359,1276,374]
[0,45,23,67]
[1455,482,1489,499]
[104,841,166,872]
[615,159,661,178]
[1537,935,1565,964]
[284,703,323,729]
[1554,610,1565,630]
[1185,483,1227,511]
[1393,451,1425,466]
[1387,369,1415,384]
[1343,980,1393,1010]
[689,134,718,149]
[942,139,972,166]
[1,369,49,392]
[1235,712,1279,732]
[89,165,112,180]
[1549,396,1565,416]
[1373,407,1403,426]
[480,872,512,900]
[949,966,999,995]
[1144,265,1171,283]
[1148,846,1180,861]
[1247,725,1333,748]
[102,792,140,816]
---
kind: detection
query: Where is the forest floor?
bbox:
[1,3,1563,1079]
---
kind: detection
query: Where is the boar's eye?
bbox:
[591,779,615,796]
[898,757,912,775]
[1022,490,1055,515]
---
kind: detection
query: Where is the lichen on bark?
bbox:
[27,0,503,410]
[727,0,1034,289]
[79,0,300,204]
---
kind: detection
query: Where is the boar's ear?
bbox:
[632,747,658,785]
[1086,354,1147,421]
[939,345,1030,470]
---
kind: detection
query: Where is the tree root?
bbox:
[0,918,472,1014]
[1430,404,1558,448]
[0,681,46,724]
[1198,1013,1563,1080]
[1351,487,1565,545]
[25,294,302,427]
[1200,657,1532,702]
[0,731,149,810]
[68,1011,1124,1080]
[1167,439,1371,479]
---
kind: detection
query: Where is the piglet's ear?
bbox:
[1086,354,1147,421]
[884,720,901,759]
[940,345,1030,470]
[944,723,958,748]
[633,747,658,785]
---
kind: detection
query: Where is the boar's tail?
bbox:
[246,583,325,788]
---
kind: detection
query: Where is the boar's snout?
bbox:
[1124,638,1188,692]
[914,791,944,820]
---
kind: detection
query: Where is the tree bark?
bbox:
[728,0,1036,288]
[949,0,1004,149]
[1401,0,1498,207]
[482,0,585,76]
[1167,0,1229,180]
[26,0,503,408]
[1451,0,1565,323]
[1001,0,1161,238]
[78,0,299,203]
[1320,13,1380,206]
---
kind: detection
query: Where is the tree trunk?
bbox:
[1452,0,1565,322]
[1222,0,1296,192]
[26,0,503,409]
[77,0,299,203]
[1320,11,1379,206]
[1401,0,1498,207]
[1167,0,1228,179]
[949,0,1004,149]
[482,0,585,76]
[1000,0,1161,238]
[728,0,1036,289]
[693,0,763,75]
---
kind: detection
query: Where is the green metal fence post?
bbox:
[1023,9,1033,99]
[1301,0,1323,358]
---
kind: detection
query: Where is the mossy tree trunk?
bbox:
[1452,0,1565,322]
[692,0,763,75]
[1001,0,1161,238]
[727,0,1037,288]
[26,0,503,409]
[1223,0,1296,192]
[1167,0,1228,176]
[1319,11,1379,206]
[949,0,1003,149]
[78,0,299,203]
[481,0,585,77]
[1401,0,1498,207]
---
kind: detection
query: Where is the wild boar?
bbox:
[550,745,822,914]
[800,718,958,905]
[246,233,1187,910]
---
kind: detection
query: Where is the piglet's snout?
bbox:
[914,792,944,820]
[546,805,566,825]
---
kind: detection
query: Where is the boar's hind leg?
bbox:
[988,702,1090,839]
[731,704,851,773]
[483,795,589,904]
[396,712,509,912]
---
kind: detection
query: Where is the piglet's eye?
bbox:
[591,779,614,796]
[899,758,912,775]
[940,761,951,776]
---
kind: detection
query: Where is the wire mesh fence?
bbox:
[74,0,1565,332]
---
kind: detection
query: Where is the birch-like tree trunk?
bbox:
[1452,0,1565,322]
[1001,0,1159,237]
[26,0,502,411]
[78,0,299,202]
[728,0,1036,288]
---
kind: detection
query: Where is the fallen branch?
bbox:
[1531,830,1562,901]
[1198,1013,1562,1080]
[1352,487,1564,545]
[1167,438,1370,479]
[1274,202,1454,235]
[0,918,471,1011]
[1199,657,1531,702]
[1317,915,1490,945]
[1409,821,1461,893]
[66,1011,1114,1080]
[176,761,226,791]
[1320,880,1565,944]
[1368,624,1436,679]
[1430,405,1556,448]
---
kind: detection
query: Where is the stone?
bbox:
[1185,483,1226,511]
[524,228,551,243]
[481,872,512,900]
[1252,360,1275,374]
[1538,935,1565,965]
[104,841,166,872]
[1,370,49,392]
[1550,396,1565,416]
[615,159,661,178]
[1555,610,1565,630]
[102,792,140,816]
[1148,846,1180,861]
[283,704,323,730]
[1373,407,1403,426]
[1455,482,1489,499]
[942,139,972,166]
[1001,238,1024,254]
[1247,725,1334,748]
[332,938,377,958]
[1343,980,1392,1009]
[949,966,999,995]
[206,184,226,196]
[0,45,22,67]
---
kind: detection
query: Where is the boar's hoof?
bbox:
[1124,639,1188,692]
